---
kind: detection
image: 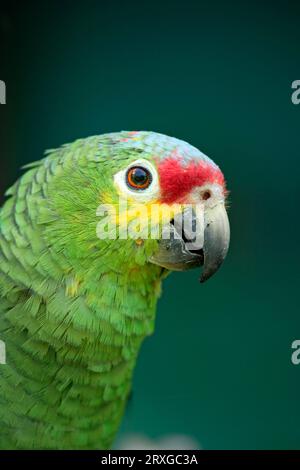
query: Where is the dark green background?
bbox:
[1,0,300,449]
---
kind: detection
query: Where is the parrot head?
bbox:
[46,131,230,283]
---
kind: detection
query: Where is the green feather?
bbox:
[0,132,169,449]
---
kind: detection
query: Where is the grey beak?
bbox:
[149,202,230,282]
[200,202,230,283]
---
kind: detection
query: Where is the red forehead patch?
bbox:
[158,157,225,203]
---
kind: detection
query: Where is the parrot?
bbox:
[0,131,230,449]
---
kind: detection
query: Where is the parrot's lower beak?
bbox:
[149,202,230,282]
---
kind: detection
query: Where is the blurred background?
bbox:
[1,0,300,450]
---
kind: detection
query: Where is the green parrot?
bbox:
[0,131,230,449]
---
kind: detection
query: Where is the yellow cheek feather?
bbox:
[116,199,184,236]
[99,191,184,238]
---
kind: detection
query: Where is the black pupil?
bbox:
[130,167,149,186]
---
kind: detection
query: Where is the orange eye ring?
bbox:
[126,166,152,190]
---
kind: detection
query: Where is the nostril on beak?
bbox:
[201,190,211,200]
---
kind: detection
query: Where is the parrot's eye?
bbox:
[126,166,152,190]
[114,159,158,200]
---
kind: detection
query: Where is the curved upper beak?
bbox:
[199,202,230,282]
[149,202,230,282]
